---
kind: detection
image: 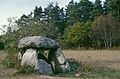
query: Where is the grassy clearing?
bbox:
[64,50,120,70]
[56,65,120,79]
[56,56,120,79]
[60,50,120,78]
[0,50,120,79]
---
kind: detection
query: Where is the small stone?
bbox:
[18,52,22,61]
[76,73,80,77]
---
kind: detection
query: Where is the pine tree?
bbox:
[66,0,94,26]
[93,0,103,17]
[17,14,29,27]
[66,0,77,26]
[44,3,66,35]
[34,6,43,20]
[103,0,111,15]
[59,8,66,34]
[78,0,94,22]
[108,0,120,20]
[44,2,54,22]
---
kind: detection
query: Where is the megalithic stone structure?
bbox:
[18,36,71,75]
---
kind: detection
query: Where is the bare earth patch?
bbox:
[0,50,120,79]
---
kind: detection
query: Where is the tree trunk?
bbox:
[104,40,107,49]
[118,7,120,18]
[106,40,109,50]
[109,30,112,50]
[109,40,112,50]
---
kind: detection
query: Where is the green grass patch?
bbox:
[55,58,120,79]
[16,66,35,73]
[55,68,120,79]
[95,67,120,78]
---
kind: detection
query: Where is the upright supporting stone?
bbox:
[21,48,38,70]
[55,48,71,72]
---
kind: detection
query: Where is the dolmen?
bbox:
[18,36,70,75]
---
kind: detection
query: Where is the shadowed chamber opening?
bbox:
[38,50,50,63]
[37,49,56,73]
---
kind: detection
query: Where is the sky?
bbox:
[0,0,103,34]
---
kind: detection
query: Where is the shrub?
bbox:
[16,66,35,73]
[67,58,81,72]
[80,56,95,72]
[61,22,92,49]
[0,42,4,50]
[3,53,18,68]
[67,56,95,73]
[3,52,35,73]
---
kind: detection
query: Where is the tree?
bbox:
[93,0,103,17]
[78,0,94,22]
[108,0,120,20]
[66,0,79,26]
[66,0,94,26]
[16,14,30,27]
[44,3,66,35]
[103,0,111,15]
[34,6,43,20]
[0,17,18,35]
[62,22,92,49]
[16,20,60,40]
[0,25,7,34]
[6,17,18,33]
[0,36,4,50]
[92,15,120,49]
[58,8,66,34]
[44,2,54,22]
[1,20,60,52]
[0,17,19,50]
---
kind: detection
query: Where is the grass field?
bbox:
[64,50,120,70]
[0,50,120,79]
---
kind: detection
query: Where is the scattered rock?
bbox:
[75,73,80,77]
[18,52,22,61]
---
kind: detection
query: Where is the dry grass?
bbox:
[64,50,120,70]
[0,50,120,79]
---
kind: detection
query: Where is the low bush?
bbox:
[0,42,4,50]
[67,56,95,73]
[67,58,81,72]
[16,66,35,73]
[80,56,95,72]
[2,53,18,68]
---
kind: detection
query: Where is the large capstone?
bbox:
[18,36,59,49]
